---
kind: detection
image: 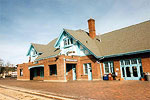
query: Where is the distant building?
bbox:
[1,67,17,77]
[11,71,17,78]
[17,19,150,81]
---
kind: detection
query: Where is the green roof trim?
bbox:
[99,50,150,59]
[26,44,37,56]
[64,29,100,58]
[28,65,44,69]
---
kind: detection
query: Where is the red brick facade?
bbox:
[17,53,150,82]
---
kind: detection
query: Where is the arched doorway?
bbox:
[29,65,44,80]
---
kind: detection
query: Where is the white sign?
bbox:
[116,68,119,71]
[66,59,77,62]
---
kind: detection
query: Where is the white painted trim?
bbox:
[99,62,103,80]
[64,58,66,81]
[77,79,89,81]
[77,79,101,81]
[17,79,30,81]
[44,80,67,82]
[93,79,102,81]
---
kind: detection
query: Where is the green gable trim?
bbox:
[64,29,99,59]
[26,44,37,56]
[54,29,99,58]
[54,29,65,48]
[27,44,43,56]
[99,50,150,59]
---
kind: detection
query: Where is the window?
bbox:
[83,63,91,75]
[140,66,143,77]
[138,59,141,64]
[64,38,73,46]
[126,67,131,77]
[122,67,125,77]
[125,60,130,65]
[131,59,137,64]
[103,62,114,74]
[20,69,23,76]
[49,65,57,75]
[31,49,36,57]
[83,64,88,75]
[70,38,73,44]
[104,63,109,73]
[64,39,67,46]
[121,61,124,65]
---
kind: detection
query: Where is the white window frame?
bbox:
[103,61,114,74]
[83,63,89,75]
[20,69,23,76]
[63,37,73,47]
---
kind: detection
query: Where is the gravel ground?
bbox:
[0,78,150,100]
[0,86,53,100]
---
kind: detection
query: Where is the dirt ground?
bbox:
[0,78,150,100]
[0,87,55,100]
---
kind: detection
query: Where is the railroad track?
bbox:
[0,85,78,100]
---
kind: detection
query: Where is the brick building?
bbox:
[17,19,150,82]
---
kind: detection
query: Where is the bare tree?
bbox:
[5,61,11,67]
[0,58,4,74]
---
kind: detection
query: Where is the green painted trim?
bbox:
[28,65,44,69]
[64,30,99,58]
[54,29,99,58]
[26,44,38,56]
[99,50,150,59]
[54,29,64,48]
[26,44,33,56]
[119,58,143,80]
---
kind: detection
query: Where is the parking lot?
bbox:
[0,78,150,100]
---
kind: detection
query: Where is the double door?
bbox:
[120,58,143,80]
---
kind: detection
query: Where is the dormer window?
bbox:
[64,39,68,46]
[64,38,73,47]
[31,49,37,57]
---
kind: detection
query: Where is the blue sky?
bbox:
[0,0,150,65]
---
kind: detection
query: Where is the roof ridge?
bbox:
[97,20,150,36]
[31,43,46,45]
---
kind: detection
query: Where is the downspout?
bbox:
[64,58,66,81]
[99,62,103,80]
[99,57,104,80]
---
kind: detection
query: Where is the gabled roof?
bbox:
[64,29,101,57]
[29,20,150,60]
[31,43,46,53]
[35,38,60,60]
[95,20,150,57]
[27,43,46,56]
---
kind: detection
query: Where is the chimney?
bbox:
[88,18,96,39]
[29,56,31,62]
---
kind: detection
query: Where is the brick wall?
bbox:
[100,53,150,80]
[17,63,31,80]
[17,53,150,81]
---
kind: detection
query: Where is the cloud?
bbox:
[0,0,150,64]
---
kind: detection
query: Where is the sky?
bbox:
[0,0,150,65]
